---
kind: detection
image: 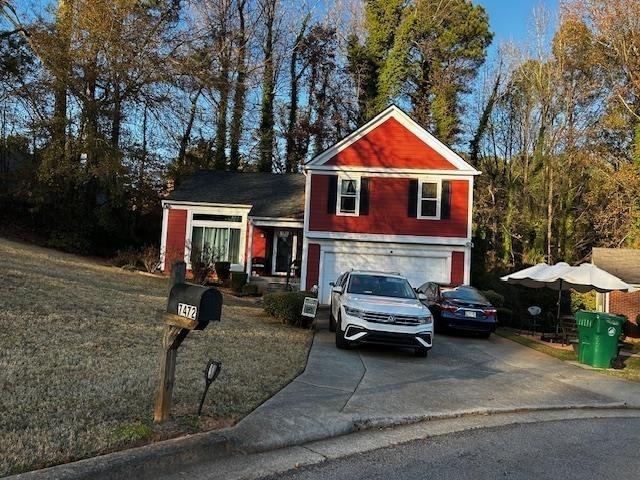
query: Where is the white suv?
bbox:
[329,270,434,357]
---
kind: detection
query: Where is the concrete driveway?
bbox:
[225,312,640,452]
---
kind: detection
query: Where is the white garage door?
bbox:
[319,248,450,304]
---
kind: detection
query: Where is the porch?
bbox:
[246,218,303,284]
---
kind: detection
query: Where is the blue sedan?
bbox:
[416,283,497,338]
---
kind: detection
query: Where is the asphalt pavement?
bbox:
[263,417,640,480]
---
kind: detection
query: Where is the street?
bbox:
[262,417,640,480]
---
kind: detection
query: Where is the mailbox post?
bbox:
[154,261,222,423]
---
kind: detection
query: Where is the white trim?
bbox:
[417,177,441,220]
[300,236,309,291]
[305,230,470,245]
[246,220,254,276]
[605,292,610,312]
[336,174,360,216]
[314,239,458,304]
[183,206,250,271]
[305,105,480,174]
[464,245,472,284]
[160,206,169,271]
[306,166,481,176]
[467,176,474,239]
[162,199,253,209]
[251,218,304,228]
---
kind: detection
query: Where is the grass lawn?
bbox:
[0,238,312,476]
[496,328,640,383]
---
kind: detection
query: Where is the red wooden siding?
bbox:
[165,208,187,269]
[325,117,457,169]
[308,174,468,238]
[451,251,465,285]
[610,290,640,337]
[251,226,268,258]
[306,243,321,289]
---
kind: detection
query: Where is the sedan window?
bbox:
[442,286,489,304]
[347,274,416,299]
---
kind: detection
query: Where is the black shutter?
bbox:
[360,178,370,215]
[441,180,452,219]
[327,175,338,214]
[407,179,418,217]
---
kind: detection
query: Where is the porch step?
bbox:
[249,276,300,295]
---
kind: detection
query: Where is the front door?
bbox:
[273,229,296,274]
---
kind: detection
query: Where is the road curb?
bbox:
[8,431,234,480]
[7,402,632,480]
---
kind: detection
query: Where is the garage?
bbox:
[317,243,453,304]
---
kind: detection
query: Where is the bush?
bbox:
[112,247,139,269]
[496,307,514,326]
[263,291,317,327]
[139,245,160,273]
[481,289,505,308]
[190,246,216,285]
[230,271,248,292]
[215,261,231,281]
[570,290,597,313]
[241,283,259,296]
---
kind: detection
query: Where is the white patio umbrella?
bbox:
[501,262,637,323]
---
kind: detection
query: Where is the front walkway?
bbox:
[225,313,640,452]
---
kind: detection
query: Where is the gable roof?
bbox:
[592,247,640,285]
[166,171,305,219]
[305,105,480,174]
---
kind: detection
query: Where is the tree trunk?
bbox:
[177,89,201,178]
[52,0,73,160]
[284,13,309,173]
[228,0,247,171]
[257,0,277,173]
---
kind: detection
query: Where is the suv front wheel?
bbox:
[335,313,349,349]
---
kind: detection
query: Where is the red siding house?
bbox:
[160,105,479,304]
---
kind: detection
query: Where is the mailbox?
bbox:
[167,283,222,330]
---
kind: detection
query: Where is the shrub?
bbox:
[570,290,597,313]
[230,272,248,292]
[496,307,513,326]
[263,291,317,327]
[241,283,259,296]
[112,247,139,269]
[190,246,216,285]
[215,261,231,281]
[140,245,160,273]
[481,290,505,308]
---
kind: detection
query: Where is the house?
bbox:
[160,105,480,304]
[592,247,640,335]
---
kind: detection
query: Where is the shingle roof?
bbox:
[167,171,305,219]
[592,247,640,285]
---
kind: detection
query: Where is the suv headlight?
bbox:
[418,315,433,324]
[344,306,364,318]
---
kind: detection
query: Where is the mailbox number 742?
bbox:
[177,303,198,320]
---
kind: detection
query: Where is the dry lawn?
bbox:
[0,238,312,476]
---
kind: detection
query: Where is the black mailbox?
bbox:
[167,283,223,330]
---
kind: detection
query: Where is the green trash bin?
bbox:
[575,310,626,368]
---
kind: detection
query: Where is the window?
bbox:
[418,179,441,219]
[347,274,415,299]
[337,176,359,215]
[191,226,241,264]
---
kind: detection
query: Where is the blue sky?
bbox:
[479,0,559,50]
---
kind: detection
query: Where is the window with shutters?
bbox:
[336,175,360,216]
[417,178,441,219]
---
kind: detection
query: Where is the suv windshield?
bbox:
[347,274,416,299]
[442,286,489,304]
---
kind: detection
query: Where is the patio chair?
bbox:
[559,315,578,346]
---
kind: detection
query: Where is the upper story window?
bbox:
[337,176,360,216]
[418,179,441,219]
